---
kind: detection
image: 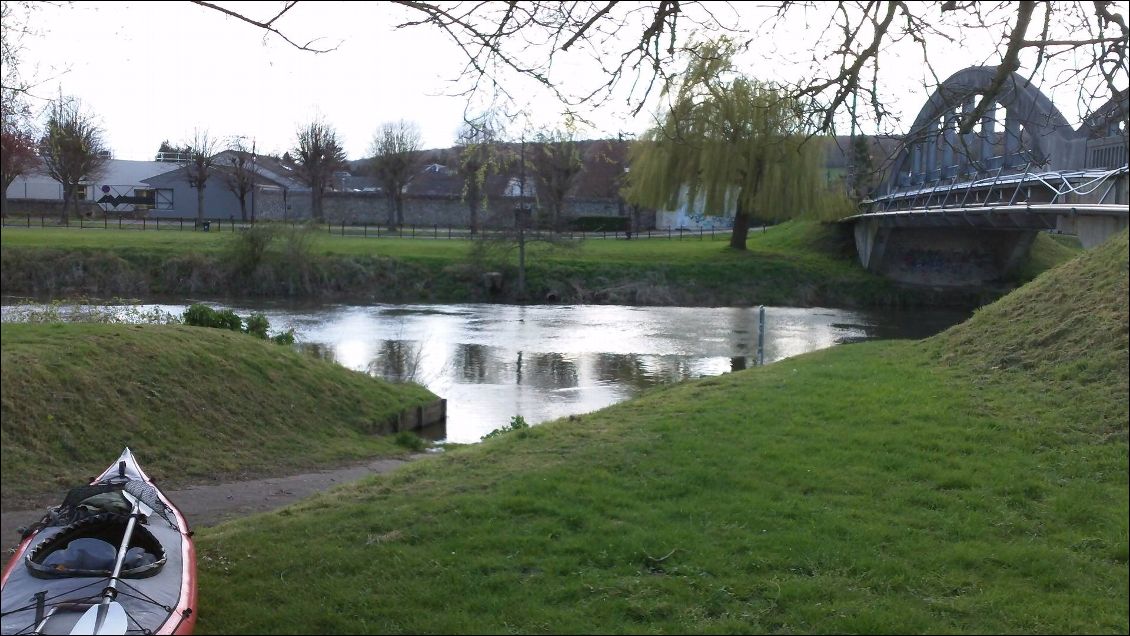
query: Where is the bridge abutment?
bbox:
[857,226,1038,287]
[1056,214,1130,249]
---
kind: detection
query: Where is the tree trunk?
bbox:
[395,196,405,228]
[729,202,751,250]
[469,199,479,235]
[60,184,71,223]
[386,195,397,230]
[312,188,323,222]
[239,195,247,222]
[196,187,205,224]
[1,176,14,217]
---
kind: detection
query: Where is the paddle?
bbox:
[70,488,154,635]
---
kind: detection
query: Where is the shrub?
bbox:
[245,313,270,339]
[227,223,277,278]
[481,415,530,440]
[182,304,292,344]
[392,431,428,451]
[185,304,242,332]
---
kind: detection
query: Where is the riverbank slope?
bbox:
[192,230,1128,633]
[0,324,437,506]
[0,221,1080,307]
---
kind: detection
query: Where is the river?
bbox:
[2,301,969,443]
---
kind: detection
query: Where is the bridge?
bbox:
[844,67,1128,287]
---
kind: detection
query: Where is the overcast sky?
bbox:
[10,1,1116,162]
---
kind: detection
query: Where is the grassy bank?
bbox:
[191,231,1128,633]
[0,222,1078,307]
[0,324,436,506]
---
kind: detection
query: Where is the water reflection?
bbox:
[2,301,969,443]
[369,340,424,383]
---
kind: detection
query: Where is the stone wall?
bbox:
[253,189,654,229]
[2,198,105,218]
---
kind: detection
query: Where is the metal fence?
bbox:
[0,214,735,241]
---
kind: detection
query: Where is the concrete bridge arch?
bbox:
[889,66,1082,189]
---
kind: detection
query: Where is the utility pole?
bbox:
[516,135,528,298]
[250,138,257,223]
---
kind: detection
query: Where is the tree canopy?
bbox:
[192,2,1129,136]
[38,97,108,220]
[294,118,348,221]
[626,40,839,250]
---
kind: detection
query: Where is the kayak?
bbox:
[1,448,196,635]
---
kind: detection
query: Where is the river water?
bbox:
[2,301,968,443]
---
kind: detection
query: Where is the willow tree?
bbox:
[626,40,830,250]
[455,111,506,235]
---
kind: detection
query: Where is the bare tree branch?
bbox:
[189,0,340,52]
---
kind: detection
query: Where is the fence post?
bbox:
[27,215,30,228]
[142,217,146,231]
[341,221,345,236]
[434,224,437,238]
[119,216,122,230]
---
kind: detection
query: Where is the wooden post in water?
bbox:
[757,305,766,366]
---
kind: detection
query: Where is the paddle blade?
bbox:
[71,601,128,635]
[122,490,154,517]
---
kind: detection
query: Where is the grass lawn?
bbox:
[1,221,1078,307]
[189,231,1128,633]
[0,323,437,506]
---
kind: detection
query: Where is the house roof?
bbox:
[90,159,182,185]
[141,163,284,188]
[211,150,308,190]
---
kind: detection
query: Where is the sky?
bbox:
[8,1,1122,162]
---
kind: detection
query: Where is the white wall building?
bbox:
[5,159,182,212]
[654,185,738,230]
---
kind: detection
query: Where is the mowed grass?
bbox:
[0,324,436,506]
[0,220,856,266]
[192,232,1128,633]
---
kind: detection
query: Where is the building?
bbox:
[5,159,182,214]
[140,152,307,221]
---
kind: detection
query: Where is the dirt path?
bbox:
[1,455,427,551]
